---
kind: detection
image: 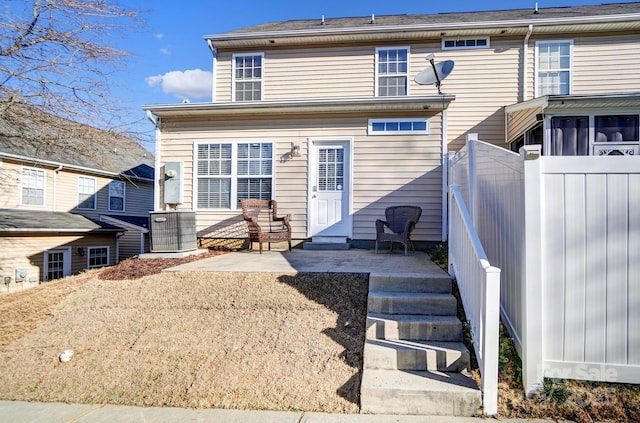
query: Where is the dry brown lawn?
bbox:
[0,262,368,413]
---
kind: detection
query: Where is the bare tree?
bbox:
[0,0,147,146]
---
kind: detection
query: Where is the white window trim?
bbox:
[43,246,71,281]
[232,52,264,102]
[108,180,126,212]
[87,246,109,269]
[192,140,276,211]
[535,39,573,97]
[77,176,97,210]
[20,166,46,207]
[543,111,640,156]
[368,118,430,135]
[441,37,490,50]
[375,46,411,97]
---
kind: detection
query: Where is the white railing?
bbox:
[449,138,640,397]
[448,185,501,416]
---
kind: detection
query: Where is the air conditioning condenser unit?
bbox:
[149,211,197,253]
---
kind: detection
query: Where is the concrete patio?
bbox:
[163,248,445,276]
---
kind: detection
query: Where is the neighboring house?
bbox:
[143,2,640,248]
[0,106,154,289]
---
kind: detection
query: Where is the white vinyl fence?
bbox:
[449,139,640,395]
[448,185,500,416]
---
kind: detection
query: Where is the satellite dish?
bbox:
[415,58,455,94]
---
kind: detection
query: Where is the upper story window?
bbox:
[368,119,429,135]
[536,40,573,96]
[233,53,263,101]
[442,37,490,50]
[108,180,125,211]
[376,47,409,97]
[21,167,45,206]
[195,141,274,210]
[78,176,96,210]
[88,246,109,268]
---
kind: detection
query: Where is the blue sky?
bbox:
[112,0,636,138]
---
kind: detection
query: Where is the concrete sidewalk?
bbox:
[0,401,551,422]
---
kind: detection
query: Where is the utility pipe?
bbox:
[523,24,534,102]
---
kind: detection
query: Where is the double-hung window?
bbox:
[87,246,109,268]
[196,142,273,210]
[536,40,572,96]
[21,167,45,206]
[376,47,409,96]
[108,181,125,211]
[78,176,97,210]
[233,53,263,101]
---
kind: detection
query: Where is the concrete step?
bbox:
[302,242,351,250]
[368,274,452,294]
[366,313,462,342]
[368,292,457,315]
[364,339,470,372]
[360,369,482,416]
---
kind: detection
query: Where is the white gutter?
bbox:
[0,152,153,182]
[204,13,640,43]
[207,40,217,102]
[52,165,63,212]
[523,24,533,102]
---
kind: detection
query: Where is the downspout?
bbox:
[207,40,217,102]
[146,111,161,211]
[523,24,534,102]
[52,165,63,212]
[441,109,448,242]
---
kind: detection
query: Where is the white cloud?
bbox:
[160,47,171,55]
[154,33,164,40]
[145,69,212,101]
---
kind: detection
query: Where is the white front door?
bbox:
[44,248,71,281]
[308,139,352,239]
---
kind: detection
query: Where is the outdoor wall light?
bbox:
[77,247,85,256]
[290,143,302,158]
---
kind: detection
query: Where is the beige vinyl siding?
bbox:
[527,33,640,98]
[0,233,117,287]
[0,160,22,208]
[1,159,152,217]
[507,106,543,143]
[216,38,521,150]
[159,113,443,241]
[572,35,640,94]
[55,170,152,219]
[412,38,522,150]
[216,46,375,102]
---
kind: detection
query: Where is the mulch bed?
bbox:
[98,248,230,280]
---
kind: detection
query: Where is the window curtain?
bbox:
[550,117,589,156]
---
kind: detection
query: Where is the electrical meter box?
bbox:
[15,268,27,283]
[164,162,183,205]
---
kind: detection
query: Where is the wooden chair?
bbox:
[375,205,422,256]
[241,199,292,254]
